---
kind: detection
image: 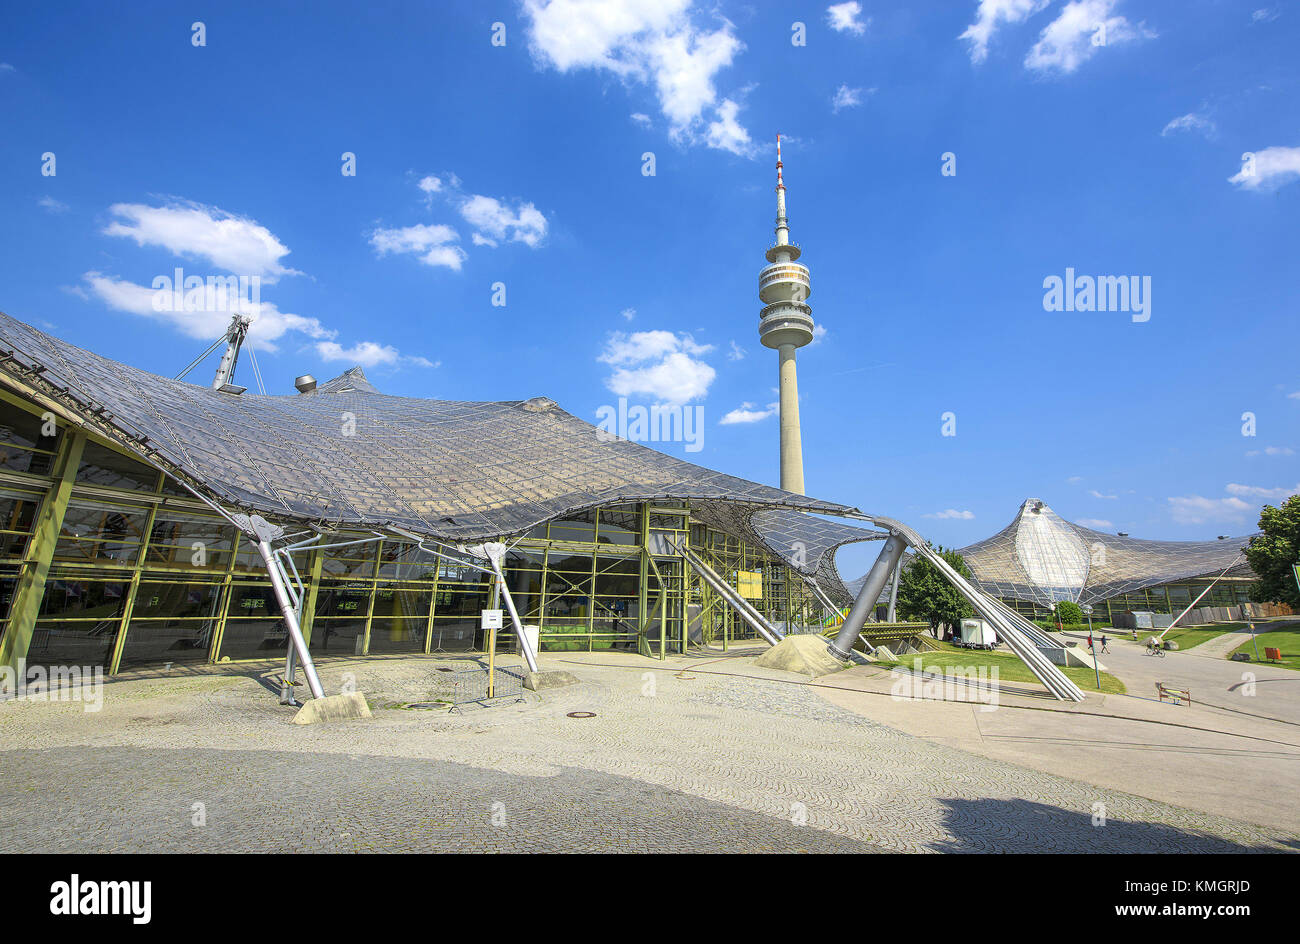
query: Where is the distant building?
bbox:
[957,499,1257,622]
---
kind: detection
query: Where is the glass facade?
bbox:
[0,391,830,674]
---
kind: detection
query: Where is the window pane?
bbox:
[0,399,61,475]
[0,491,40,558]
[146,512,236,570]
[428,618,478,652]
[54,503,149,566]
[29,620,116,668]
[39,578,128,620]
[372,587,431,619]
[75,440,159,491]
[308,618,366,655]
[118,618,216,668]
[133,581,223,619]
[315,584,372,618]
[218,619,287,660]
[433,586,490,617]
[227,583,278,618]
[367,616,428,653]
[597,509,640,545]
[376,541,437,580]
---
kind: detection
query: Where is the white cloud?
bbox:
[368,223,467,271]
[1252,7,1281,23]
[924,509,976,520]
[826,2,868,36]
[1024,0,1155,74]
[84,202,422,366]
[417,175,443,207]
[727,340,746,361]
[1077,518,1113,528]
[1161,112,1215,139]
[1245,446,1295,457]
[810,324,828,345]
[599,329,711,365]
[459,194,548,248]
[81,270,330,354]
[38,196,69,213]
[1225,482,1300,500]
[599,329,715,404]
[621,307,637,321]
[704,98,754,156]
[1088,489,1117,499]
[103,202,299,281]
[1167,495,1253,524]
[316,340,434,369]
[1289,391,1300,400]
[523,0,749,154]
[1229,145,1300,191]
[402,175,550,254]
[831,84,871,113]
[1067,475,1083,484]
[631,112,652,126]
[719,401,777,424]
[960,0,1050,65]
[0,63,14,74]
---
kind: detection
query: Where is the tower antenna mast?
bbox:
[757,134,814,494]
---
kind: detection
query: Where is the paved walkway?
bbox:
[1179,623,1292,661]
[811,660,1300,833]
[1068,631,1300,724]
[1,652,1294,853]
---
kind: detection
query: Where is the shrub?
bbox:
[1054,601,1084,625]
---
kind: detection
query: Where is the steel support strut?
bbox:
[486,547,539,674]
[256,538,325,699]
[233,513,326,700]
[829,534,906,660]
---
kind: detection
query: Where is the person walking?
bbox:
[1099,634,1109,653]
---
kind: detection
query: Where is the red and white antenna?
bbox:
[776,132,785,191]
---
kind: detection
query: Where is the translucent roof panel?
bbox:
[957,498,1254,607]
[0,311,858,542]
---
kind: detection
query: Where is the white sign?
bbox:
[480,609,503,630]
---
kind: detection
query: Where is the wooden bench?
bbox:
[1156,682,1190,705]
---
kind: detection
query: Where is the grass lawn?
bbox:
[1229,629,1300,671]
[876,640,1126,695]
[1157,623,1247,650]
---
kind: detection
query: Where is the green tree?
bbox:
[1245,495,1300,609]
[896,546,975,633]
[1053,601,1083,625]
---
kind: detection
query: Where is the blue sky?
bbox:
[1,0,1297,577]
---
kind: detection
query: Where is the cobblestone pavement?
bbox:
[1,656,1296,853]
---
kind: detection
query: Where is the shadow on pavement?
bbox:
[930,796,1288,853]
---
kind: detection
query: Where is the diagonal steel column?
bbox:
[254,531,325,700]
[829,535,906,660]
[887,557,902,622]
[678,543,783,646]
[487,550,539,674]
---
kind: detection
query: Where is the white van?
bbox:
[957,618,997,650]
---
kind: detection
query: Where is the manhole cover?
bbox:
[566,711,596,719]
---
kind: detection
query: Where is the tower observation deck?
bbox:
[759,134,814,494]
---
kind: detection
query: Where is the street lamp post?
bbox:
[1083,603,1100,691]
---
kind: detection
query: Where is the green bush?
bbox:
[539,624,615,652]
[1053,601,1084,625]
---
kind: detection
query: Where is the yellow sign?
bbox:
[736,570,763,599]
